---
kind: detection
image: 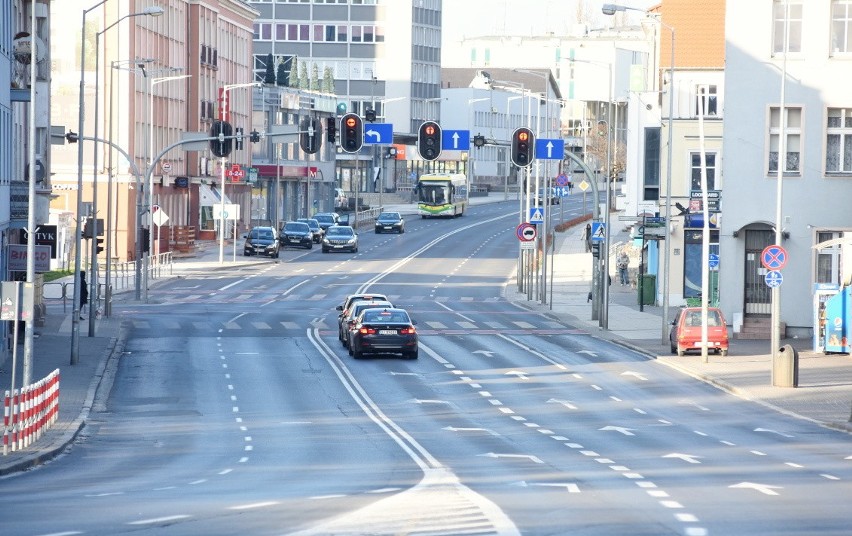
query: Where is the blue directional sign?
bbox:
[442,129,470,151]
[554,186,570,197]
[708,253,720,269]
[591,222,605,242]
[528,207,545,224]
[363,123,393,145]
[765,270,783,288]
[535,138,565,160]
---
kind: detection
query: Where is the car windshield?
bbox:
[314,214,335,224]
[299,219,320,229]
[362,310,410,323]
[378,213,400,221]
[284,223,308,232]
[253,229,274,240]
[327,226,354,237]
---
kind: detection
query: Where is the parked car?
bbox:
[375,212,405,234]
[313,212,341,232]
[338,299,394,347]
[297,218,324,243]
[349,307,418,360]
[669,307,729,356]
[243,226,280,258]
[322,225,358,253]
[279,221,313,249]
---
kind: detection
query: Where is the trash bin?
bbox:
[773,344,799,388]
[638,274,656,306]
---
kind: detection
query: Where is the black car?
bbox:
[322,225,358,253]
[374,212,405,234]
[338,299,394,347]
[243,226,280,258]
[297,218,324,243]
[280,221,313,249]
[349,307,418,360]
[313,212,341,233]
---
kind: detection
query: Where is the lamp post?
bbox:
[71,2,163,364]
[218,82,261,264]
[143,72,190,302]
[604,3,675,341]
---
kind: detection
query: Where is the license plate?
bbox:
[379,330,397,335]
[383,226,393,230]
[289,238,300,242]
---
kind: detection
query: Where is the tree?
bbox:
[263,53,275,85]
[299,61,308,89]
[310,63,320,91]
[288,56,299,88]
[276,58,288,86]
[322,67,335,93]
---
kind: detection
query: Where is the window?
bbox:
[826,108,852,173]
[695,85,717,116]
[690,152,717,191]
[816,231,843,284]
[773,2,802,54]
[254,22,272,41]
[831,1,852,54]
[643,127,660,201]
[768,106,801,174]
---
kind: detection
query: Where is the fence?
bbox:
[3,369,60,455]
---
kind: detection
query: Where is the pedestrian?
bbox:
[79,271,88,320]
[617,249,630,286]
[582,223,592,252]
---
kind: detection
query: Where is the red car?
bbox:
[669,307,729,356]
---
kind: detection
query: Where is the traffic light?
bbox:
[249,130,261,143]
[340,113,363,153]
[326,117,337,142]
[511,127,534,167]
[235,127,244,151]
[473,134,486,148]
[141,228,150,253]
[300,117,322,154]
[365,108,376,122]
[417,120,442,161]
[95,238,104,255]
[209,120,233,158]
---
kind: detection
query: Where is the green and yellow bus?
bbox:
[415,173,468,218]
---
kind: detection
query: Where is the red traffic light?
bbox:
[417,121,442,161]
[517,131,529,142]
[345,117,357,128]
[511,127,535,167]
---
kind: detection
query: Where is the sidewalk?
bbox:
[506,216,852,433]
[1,195,849,475]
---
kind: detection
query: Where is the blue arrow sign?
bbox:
[363,123,393,145]
[554,186,570,197]
[528,207,544,224]
[535,138,565,160]
[765,270,783,288]
[442,129,470,151]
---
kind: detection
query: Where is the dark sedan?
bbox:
[374,212,405,234]
[349,307,418,360]
[322,225,358,253]
[338,300,394,347]
[280,221,313,249]
[297,218,324,243]
[313,212,341,233]
[243,226,280,258]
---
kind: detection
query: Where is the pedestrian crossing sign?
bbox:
[591,222,605,242]
[528,207,544,224]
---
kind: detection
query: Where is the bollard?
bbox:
[773,344,799,388]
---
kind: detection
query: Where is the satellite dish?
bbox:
[13,32,47,65]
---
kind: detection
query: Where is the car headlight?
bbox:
[347,237,357,244]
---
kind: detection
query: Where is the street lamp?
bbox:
[603,3,675,342]
[71,2,163,364]
[218,82,261,264]
[143,72,190,302]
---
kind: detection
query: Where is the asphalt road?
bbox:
[1,198,851,535]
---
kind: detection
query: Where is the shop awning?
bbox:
[199,183,233,207]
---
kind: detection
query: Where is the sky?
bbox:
[441,0,655,45]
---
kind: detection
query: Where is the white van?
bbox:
[334,188,348,209]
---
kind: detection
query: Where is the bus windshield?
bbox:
[418,184,449,205]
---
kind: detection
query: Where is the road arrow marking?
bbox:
[754,428,794,438]
[513,481,580,493]
[730,482,782,496]
[547,398,577,410]
[577,350,598,357]
[662,453,703,464]
[388,371,418,376]
[506,370,529,380]
[621,371,648,381]
[473,350,495,357]
[479,453,543,464]
[412,399,451,405]
[599,426,635,436]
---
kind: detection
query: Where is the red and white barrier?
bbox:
[3,368,60,455]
